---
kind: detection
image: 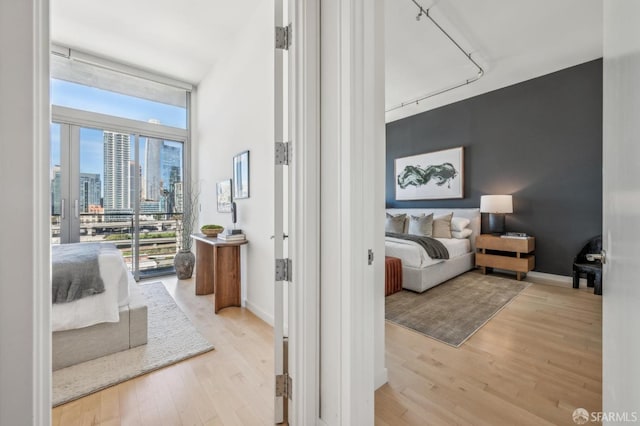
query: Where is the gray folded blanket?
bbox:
[385,232,450,260]
[52,243,110,303]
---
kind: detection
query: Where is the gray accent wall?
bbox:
[386,59,603,276]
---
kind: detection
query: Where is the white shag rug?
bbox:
[52,281,214,406]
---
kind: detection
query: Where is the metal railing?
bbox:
[51,212,184,274]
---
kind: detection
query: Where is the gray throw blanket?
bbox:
[385,232,450,260]
[52,243,109,303]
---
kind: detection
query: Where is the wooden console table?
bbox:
[191,234,248,313]
[475,234,535,281]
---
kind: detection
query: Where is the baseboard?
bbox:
[375,367,388,390]
[244,299,274,327]
[244,299,289,335]
[526,271,588,288]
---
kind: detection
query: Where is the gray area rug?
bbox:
[386,272,529,347]
[52,281,214,406]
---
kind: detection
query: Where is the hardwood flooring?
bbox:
[377,272,602,426]
[52,272,602,425]
[52,277,275,426]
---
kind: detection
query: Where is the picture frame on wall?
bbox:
[395,146,464,200]
[216,179,233,213]
[233,150,250,199]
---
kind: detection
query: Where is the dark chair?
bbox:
[573,236,602,295]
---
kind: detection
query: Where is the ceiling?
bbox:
[385,0,603,121]
[51,0,603,121]
[51,0,262,84]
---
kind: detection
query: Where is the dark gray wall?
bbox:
[386,59,603,276]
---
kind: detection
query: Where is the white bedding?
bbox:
[385,237,471,269]
[52,246,131,332]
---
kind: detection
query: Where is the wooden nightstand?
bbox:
[475,234,535,281]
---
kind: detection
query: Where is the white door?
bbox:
[274,0,291,423]
[602,0,640,416]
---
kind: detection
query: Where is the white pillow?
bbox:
[451,228,473,239]
[451,217,471,232]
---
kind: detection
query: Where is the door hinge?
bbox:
[368,249,374,265]
[276,373,292,399]
[275,142,291,166]
[275,258,292,282]
[275,24,292,50]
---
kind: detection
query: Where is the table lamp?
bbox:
[480,195,513,235]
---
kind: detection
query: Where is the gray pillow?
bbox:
[408,214,433,237]
[385,213,406,233]
[432,213,453,238]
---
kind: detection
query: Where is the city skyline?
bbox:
[50,131,184,215]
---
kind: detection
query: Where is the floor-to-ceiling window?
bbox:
[50,46,191,279]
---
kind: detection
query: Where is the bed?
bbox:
[385,208,481,293]
[51,243,148,370]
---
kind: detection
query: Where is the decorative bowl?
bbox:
[201,226,224,237]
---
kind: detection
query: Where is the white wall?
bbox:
[195,2,275,324]
[0,0,51,424]
[373,0,388,390]
[602,0,640,419]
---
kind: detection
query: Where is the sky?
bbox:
[51,79,187,128]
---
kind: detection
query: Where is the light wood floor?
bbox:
[52,273,602,426]
[377,272,602,426]
[52,277,275,426]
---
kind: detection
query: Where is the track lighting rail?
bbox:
[386,0,484,113]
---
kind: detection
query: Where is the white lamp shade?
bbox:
[480,195,513,214]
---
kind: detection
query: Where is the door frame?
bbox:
[315,0,385,423]
[288,0,321,423]
[288,0,385,423]
[4,0,384,422]
[0,0,51,424]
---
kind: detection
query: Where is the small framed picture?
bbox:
[233,150,250,199]
[216,179,232,213]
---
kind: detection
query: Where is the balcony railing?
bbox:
[51,212,185,275]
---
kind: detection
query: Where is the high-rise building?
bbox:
[143,123,183,212]
[129,161,142,209]
[162,144,181,189]
[145,138,162,201]
[79,173,101,213]
[51,165,61,215]
[167,166,181,213]
[103,131,131,219]
[162,145,182,213]
[173,182,184,213]
[145,119,162,202]
[145,136,183,212]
